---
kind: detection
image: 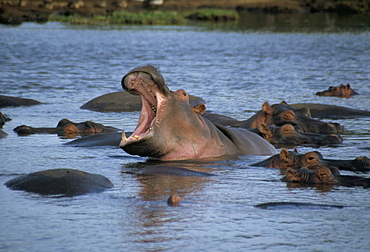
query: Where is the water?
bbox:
[1,13,370,251]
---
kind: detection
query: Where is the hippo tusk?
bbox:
[121,131,127,142]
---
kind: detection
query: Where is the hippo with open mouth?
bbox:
[119,65,277,161]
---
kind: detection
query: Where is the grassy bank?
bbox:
[49,8,239,25]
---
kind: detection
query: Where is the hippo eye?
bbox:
[182,92,187,96]
[333,87,339,92]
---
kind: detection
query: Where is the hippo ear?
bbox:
[192,104,206,115]
[258,123,272,137]
[293,147,298,153]
[281,101,288,105]
[262,102,273,115]
[279,148,289,161]
[280,110,295,121]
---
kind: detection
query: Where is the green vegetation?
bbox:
[48,8,239,25]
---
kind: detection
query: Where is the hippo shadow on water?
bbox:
[5,169,114,197]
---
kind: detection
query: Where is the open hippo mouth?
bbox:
[119,65,170,149]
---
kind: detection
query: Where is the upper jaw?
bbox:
[119,71,162,148]
[121,65,170,95]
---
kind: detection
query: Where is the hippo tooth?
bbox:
[122,131,127,142]
[128,135,141,140]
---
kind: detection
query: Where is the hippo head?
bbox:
[316,83,358,98]
[119,65,207,160]
[257,123,343,146]
[243,101,343,135]
[285,167,338,184]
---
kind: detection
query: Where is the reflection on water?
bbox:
[1,14,370,251]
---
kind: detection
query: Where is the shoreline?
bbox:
[0,0,369,25]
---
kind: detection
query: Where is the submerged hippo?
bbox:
[202,111,243,127]
[288,103,370,119]
[282,167,370,188]
[5,168,113,196]
[0,112,11,138]
[249,123,343,147]
[252,149,370,173]
[0,95,42,108]
[240,101,344,135]
[14,118,120,138]
[316,83,358,98]
[119,65,277,161]
[80,91,205,112]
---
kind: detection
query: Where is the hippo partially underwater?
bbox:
[252,149,370,173]
[119,65,277,161]
[14,118,120,138]
[316,83,358,98]
[5,169,113,196]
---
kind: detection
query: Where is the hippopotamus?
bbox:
[201,111,243,127]
[64,132,124,147]
[239,101,344,135]
[249,123,343,147]
[119,65,277,161]
[288,103,370,119]
[315,83,358,98]
[5,168,113,196]
[0,112,11,138]
[282,167,370,188]
[14,118,120,138]
[0,95,42,108]
[80,91,205,112]
[252,149,370,173]
[167,195,182,206]
[0,112,11,127]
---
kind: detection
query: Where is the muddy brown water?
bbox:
[1,13,370,251]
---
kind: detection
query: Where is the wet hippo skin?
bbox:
[119,65,277,161]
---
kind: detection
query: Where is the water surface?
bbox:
[1,14,370,251]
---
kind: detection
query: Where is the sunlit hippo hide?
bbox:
[315,83,358,98]
[5,168,113,196]
[249,123,343,147]
[288,103,370,119]
[239,101,344,135]
[14,118,120,138]
[251,149,370,173]
[282,167,370,188]
[0,95,42,108]
[80,91,206,112]
[119,65,277,161]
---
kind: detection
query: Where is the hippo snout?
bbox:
[328,134,343,144]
